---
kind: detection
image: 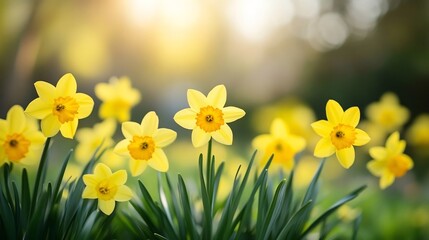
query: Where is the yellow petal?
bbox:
[222,106,245,123]
[25,98,52,119]
[336,147,355,169]
[386,131,400,151]
[369,147,387,160]
[41,115,61,137]
[288,136,306,152]
[271,118,288,138]
[153,128,177,147]
[207,85,226,109]
[82,186,97,199]
[314,138,335,158]
[192,127,211,148]
[115,185,133,202]
[114,139,130,156]
[83,174,99,186]
[148,149,169,172]
[391,140,406,156]
[7,105,26,133]
[0,150,6,165]
[187,89,207,111]
[94,82,111,101]
[56,73,77,96]
[311,120,333,137]
[110,169,127,185]
[380,172,395,189]
[34,81,56,102]
[0,120,7,137]
[94,163,113,178]
[326,99,344,125]
[98,199,115,215]
[401,154,414,169]
[174,108,196,130]
[75,93,94,119]
[122,121,143,139]
[141,111,158,136]
[367,160,386,176]
[25,131,46,145]
[342,107,360,127]
[354,128,370,146]
[60,118,78,139]
[129,159,147,176]
[252,135,272,150]
[212,124,233,145]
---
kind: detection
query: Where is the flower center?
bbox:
[387,155,409,177]
[96,179,117,200]
[128,136,156,160]
[3,133,31,161]
[330,124,356,150]
[266,140,294,164]
[196,106,224,133]
[52,96,79,123]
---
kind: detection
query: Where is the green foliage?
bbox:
[122,139,366,239]
[0,138,112,239]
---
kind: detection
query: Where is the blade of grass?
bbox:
[31,137,51,215]
[177,175,198,240]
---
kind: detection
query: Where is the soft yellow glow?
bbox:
[125,0,159,27]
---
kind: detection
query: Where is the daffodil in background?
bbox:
[75,119,116,163]
[174,84,245,147]
[0,105,46,166]
[366,92,409,132]
[95,77,141,122]
[311,100,370,169]
[82,163,133,215]
[252,118,306,172]
[25,73,94,139]
[406,114,429,148]
[337,205,360,222]
[114,111,176,176]
[367,131,413,189]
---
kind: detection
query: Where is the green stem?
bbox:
[30,137,51,215]
[205,138,213,239]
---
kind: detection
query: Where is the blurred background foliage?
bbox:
[1,0,429,238]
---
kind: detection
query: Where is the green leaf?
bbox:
[300,185,366,238]
[31,137,51,215]
[177,175,198,240]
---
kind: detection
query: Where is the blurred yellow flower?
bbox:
[114,111,177,176]
[75,119,116,163]
[366,92,409,132]
[337,205,360,222]
[82,163,133,215]
[311,100,370,169]
[293,156,319,189]
[25,73,94,139]
[174,85,245,147]
[0,105,46,166]
[252,118,306,171]
[95,77,141,122]
[367,131,413,189]
[406,114,429,147]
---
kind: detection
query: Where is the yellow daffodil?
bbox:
[25,73,94,139]
[406,114,429,147]
[0,105,46,166]
[82,163,133,215]
[366,92,409,132]
[252,118,306,171]
[95,77,141,122]
[337,205,360,222]
[367,131,413,189]
[75,119,116,163]
[174,85,245,148]
[311,100,370,169]
[114,111,176,176]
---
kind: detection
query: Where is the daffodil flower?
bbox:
[25,73,94,139]
[114,111,176,176]
[367,131,413,189]
[174,85,245,148]
[75,119,116,163]
[366,92,409,132]
[95,77,141,122]
[311,99,370,169]
[82,163,133,215]
[0,105,46,166]
[252,118,306,171]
